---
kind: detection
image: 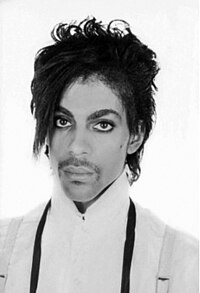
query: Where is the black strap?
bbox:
[30,200,51,293]
[29,198,136,293]
[121,198,136,293]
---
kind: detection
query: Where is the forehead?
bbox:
[59,78,124,115]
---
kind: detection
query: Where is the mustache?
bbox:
[58,157,100,174]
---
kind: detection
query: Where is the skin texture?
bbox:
[49,77,143,212]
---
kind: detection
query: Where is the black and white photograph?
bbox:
[0,0,199,292]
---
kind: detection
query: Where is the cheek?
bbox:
[119,135,130,151]
[120,141,129,154]
[50,132,65,153]
[99,138,129,166]
[49,135,65,164]
[116,138,130,163]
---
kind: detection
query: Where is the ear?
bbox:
[127,127,145,155]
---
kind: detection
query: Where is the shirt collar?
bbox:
[50,170,130,223]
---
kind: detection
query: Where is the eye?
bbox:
[54,117,71,128]
[93,121,114,132]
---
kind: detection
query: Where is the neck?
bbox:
[73,180,115,213]
[73,201,88,213]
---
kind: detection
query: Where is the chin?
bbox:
[62,183,99,202]
[68,193,97,205]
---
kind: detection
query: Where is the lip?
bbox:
[62,166,94,175]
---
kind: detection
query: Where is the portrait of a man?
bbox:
[0,15,198,293]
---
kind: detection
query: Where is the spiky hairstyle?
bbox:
[31,17,159,183]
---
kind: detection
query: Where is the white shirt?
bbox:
[0,171,198,292]
[37,171,130,293]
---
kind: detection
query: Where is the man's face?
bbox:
[49,77,136,205]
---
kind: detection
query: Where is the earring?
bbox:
[44,145,49,158]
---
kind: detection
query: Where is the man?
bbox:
[0,17,198,293]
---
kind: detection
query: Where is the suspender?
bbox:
[121,199,136,293]
[0,217,23,292]
[29,198,136,293]
[30,200,51,293]
[0,203,177,293]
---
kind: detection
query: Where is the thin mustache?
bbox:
[58,157,100,174]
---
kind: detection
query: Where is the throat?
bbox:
[74,195,100,213]
[74,201,88,213]
[73,180,115,213]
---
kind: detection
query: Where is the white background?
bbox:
[0,0,199,237]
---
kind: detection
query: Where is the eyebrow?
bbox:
[55,106,122,122]
[87,109,122,121]
[55,106,74,119]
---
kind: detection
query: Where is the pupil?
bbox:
[101,122,107,128]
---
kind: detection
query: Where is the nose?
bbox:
[67,129,92,156]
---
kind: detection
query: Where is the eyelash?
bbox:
[54,116,115,132]
[93,121,115,132]
[54,117,71,128]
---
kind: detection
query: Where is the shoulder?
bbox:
[133,202,166,273]
[134,202,198,291]
[170,228,198,290]
[173,228,198,257]
[135,201,198,257]
[134,202,166,239]
[0,202,47,250]
[134,202,198,249]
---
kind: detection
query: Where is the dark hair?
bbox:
[31,17,159,183]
